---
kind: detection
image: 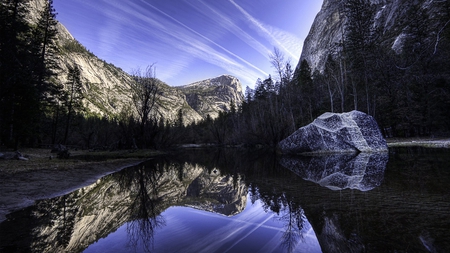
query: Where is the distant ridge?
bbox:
[178,75,244,119]
[28,0,244,124]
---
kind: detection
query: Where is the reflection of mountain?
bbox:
[185,168,246,216]
[280,153,388,191]
[0,159,247,253]
[2,149,450,252]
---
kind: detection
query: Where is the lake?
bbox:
[0,147,449,252]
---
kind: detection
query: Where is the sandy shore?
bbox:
[0,149,162,222]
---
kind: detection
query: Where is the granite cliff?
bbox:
[178,75,244,119]
[28,0,243,125]
[298,0,449,72]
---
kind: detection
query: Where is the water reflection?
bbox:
[250,188,310,252]
[280,152,388,191]
[0,155,255,253]
[118,164,165,252]
[0,148,450,252]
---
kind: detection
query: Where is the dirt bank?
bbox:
[0,149,162,222]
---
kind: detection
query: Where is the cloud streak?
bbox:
[138,1,268,73]
[229,0,303,61]
[189,0,273,59]
[93,0,269,86]
[60,0,311,88]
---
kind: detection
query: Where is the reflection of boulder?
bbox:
[280,153,388,191]
[278,111,388,154]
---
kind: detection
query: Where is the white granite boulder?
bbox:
[278,110,388,154]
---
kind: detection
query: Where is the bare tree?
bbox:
[130,64,159,148]
[269,47,286,85]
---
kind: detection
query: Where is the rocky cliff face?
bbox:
[178,75,244,119]
[28,0,243,124]
[298,0,448,72]
[298,0,343,72]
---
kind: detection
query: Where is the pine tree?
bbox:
[0,0,40,147]
[63,64,84,144]
[343,0,377,113]
[32,0,59,104]
[0,0,61,147]
[296,60,314,122]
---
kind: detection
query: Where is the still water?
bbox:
[1,148,449,252]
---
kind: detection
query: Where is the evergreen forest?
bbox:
[1,0,450,151]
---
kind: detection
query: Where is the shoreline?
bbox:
[386,137,450,148]
[1,140,449,222]
[0,159,146,223]
[0,149,163,223]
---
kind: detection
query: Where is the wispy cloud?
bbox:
[88,0,267,84]
[80,0,275,87]
[188,0,273,59]
[229,0,303,61]
[138,1,268,73]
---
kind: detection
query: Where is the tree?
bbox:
[0,0,63,147]
[323,54,345,112]
[253,78,266,99]
[176,108,183,128]
[63,64,84,144]
[0,0,40,147]
[130,64,160,148]
[32,0,59,103]
[296,60,314,121]
[343,0,377,113]
[269,47,285,85]
[282,62,294,86]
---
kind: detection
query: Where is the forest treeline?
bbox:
[180,0,450,146]
[1,0,450,151]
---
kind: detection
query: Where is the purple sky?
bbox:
[54,0,322,88]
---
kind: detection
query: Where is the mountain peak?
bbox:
[182,75,241,89]
[178,75,244,119]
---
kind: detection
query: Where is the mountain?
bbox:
[298,0,449,72]
[178,75,244,119]
[28,0,243,125]
[294,0,450,135]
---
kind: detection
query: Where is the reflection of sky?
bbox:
[53,1,322,88]
[84,193,322,253]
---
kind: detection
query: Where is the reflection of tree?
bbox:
[280,201,307,253]
[32,192,80,251]
[118,162,166,252]
[249,185,260,204]
[249,186,307,253]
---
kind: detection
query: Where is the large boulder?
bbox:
[278,110,387,154]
